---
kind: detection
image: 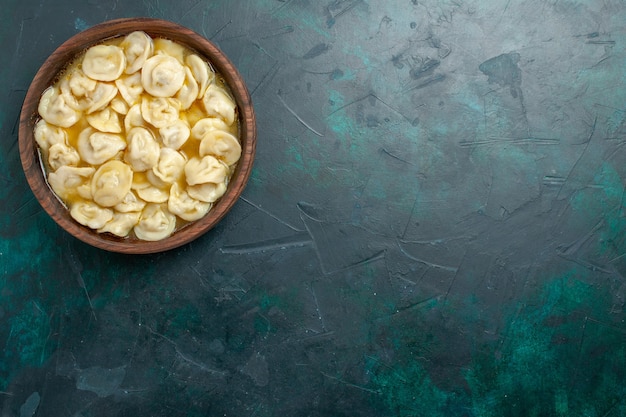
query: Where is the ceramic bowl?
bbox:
[19,17,256,254]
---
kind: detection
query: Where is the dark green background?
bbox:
[2,0,626,416]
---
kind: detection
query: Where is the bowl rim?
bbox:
[18,17,256,254]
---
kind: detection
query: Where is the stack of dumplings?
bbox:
[34,31,241,241]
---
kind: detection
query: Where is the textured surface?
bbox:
[2,0,626,416]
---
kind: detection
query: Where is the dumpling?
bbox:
[135,184,169,203]
[34,119,67,153]
[48,143,80,171]
[120,31,154,74]
[124,104,147,132]
[185,54,214,99]
[65,69,97,99]
[70,200,114,229]
[84,82,118,114]
[91,160,133,207]
[141,55,185,97]
[98,211,141,237]
[77,127,126,165]
[190,117,230,141]
[159,120,190,150]
[114,190,146,213]
[175,66,199,110]
[202,84,236,126]
[187,181,227,203]
[110,97,129,115]
[82,44,126,82]
[184,155,228,186]
[131,171,168,203]
[115,72,144,106]
[198,130,242,165]
[124,127,160,171]
[60,71,117,114]
[168,182,211,222]
[47,166,95,200]
[141,97,180,128]
[38,87,81,128]
[153,38,185,63]
[133,203,177,241]
[86,107,122,133]
[152,148,186,184]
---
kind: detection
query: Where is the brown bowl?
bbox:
[19,18,256,254]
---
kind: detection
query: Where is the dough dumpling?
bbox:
[98,211,142,237]
[77,127,126,165]
[82,44,126,82]
[198,130,242,165]
[134,203,177,241]
[141,55,185,97]
[124,104,147,132]
[114,190,146,213]
[202,84,236,126]
[115,72,144,106]
[48,143,80,171]
[187,181,227,203]
[121,31,154,74]
[38,87,81,128]
[176,66,199,110]
[168,182,211,222]
[184,155,228,186]
[124,127,160,171]
[152,148,186,184]
[135,184,169,203]
[86,107,122,133]
[34,119,67,153]
[154,38,185,63]
[185,54,214,99]
[65,69,98,98]
[60,72,117,114]
[141,97,180,128]
[70,200,114,229]
[85,82,118,114]
[47,166,95,200]
[91,160,133,207]
[110,97,129,115]
[159,120,190,150]
[190,117,230,141]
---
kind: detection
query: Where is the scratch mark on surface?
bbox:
[326,0,363,26]
[220,232,312,254]
[309,284,327,332]
[64,240,96,321]
[459,137,560,147]
[380,147,413,165]
[321,371,381,394]
[325,250,387,276]
[144,325,227,377]
[240,196,305,232]
[270,0,295,15]
[557,115,597,200]
[250,62,280,97]
[277,91,324,137]
[397,242,459,272]
[443,252,466,300]
[327,92,412,122]
[401,74,446,93]
[207,16,233,40]
[586,40,616,45]
[393,296,441,315]
[180,0,202,19]
[302,43,331,59]
[260,25,295,39]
